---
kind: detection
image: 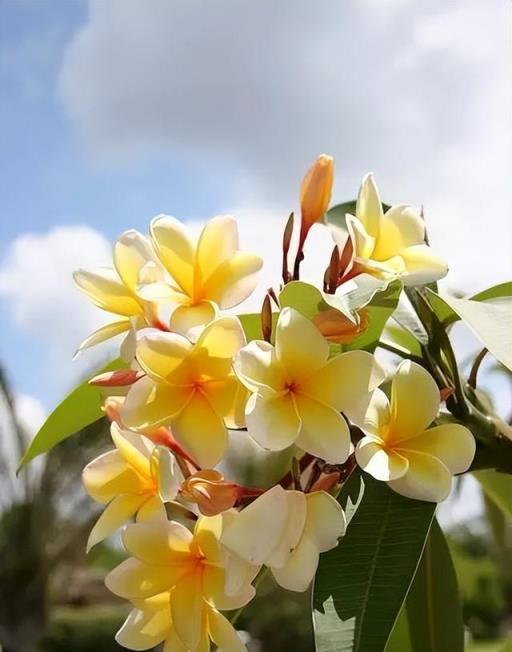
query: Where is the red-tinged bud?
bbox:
[326,245,340,294]
[181,470,239,516]
[299,154,334,242]
[102,396,125,423]
[439,386,455,402]
[90,369,144,387]
[282,212,294,283]
[310,471,341,493]
[313,308,369,344]
[261,293,273,343]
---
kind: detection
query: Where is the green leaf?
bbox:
[404,519,464,652]
[474,469,512,519]
[313,470,435,652]
[385,608,411,652]
[324,200,357,240]
[18,358,126,470]
[381,323,422,357]
[426,282,512,327]
[426,291,512,371]
[347,279,402,351]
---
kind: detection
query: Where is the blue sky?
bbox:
[0,0,510,439]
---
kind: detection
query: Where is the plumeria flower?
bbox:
[355,360,476,502]
[121,316,247,468]
[82,423,179,551]
[234,307,385,463]
[116,592,248,652]
[74,230,168,357]
[220,485,346,592]
[106,516,257,651]
[335,174,448,286]
[142,214,263,338]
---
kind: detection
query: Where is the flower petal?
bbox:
[398,244,448,286]
[150,215,195,296]
[388,450,452,502]
[301,350,386,419]
[106,558,179,599]
[194,514,223,564]
[275,308,329,380]
[136,495,167,523]
[372,205,425,261]
[110,423,152,479]
[193,316,246,379]
[170,574,203,651]
[304,491,346,552]
[234,340,286,397]
[170,301,217,340]
[266,490,307,569]
[355,437,409,481]
[122,519,193,564]
[196,215,239,285]
[202,252,263,309]
[356,173,383,239]
[294,394,351,464]
[220,485,289,566]
[114,230,160,294]
[115,600,171,651]
[208,607,247,652]
[82,450,142,503]
[87,494,148,552]
[122,376,192,430]
[389,361,440,442]
[245,392,301,451]
[360,388,391,437]
[271,537,319,592]
[346,214,376,259]
[136,331,193,384]
[171,390,227,468]
[73,267,142,316]
[400,424,475,474]
[74,319,131,356]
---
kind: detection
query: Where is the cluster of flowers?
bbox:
[76,156,476,652]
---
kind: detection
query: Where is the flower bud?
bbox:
[313,308,368,344]
[102,396,125,423]
[300,154,334,238]
[180,470,239,516]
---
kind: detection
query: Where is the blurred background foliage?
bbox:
[1,362,512,652]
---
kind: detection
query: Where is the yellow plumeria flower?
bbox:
[143,214,263,338]
[234,307,385,463]
[355,360,476,502]
[121,316,247,468]
[220,485,345,592]
[106,516,257,651]
[337,174,448,286]
[74,230,167,356]
[82,422,178,551]
[116,592,249,652]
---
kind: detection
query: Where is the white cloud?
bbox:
[0,226,116,390]
[58,0,512,293]
[15,393,46,436]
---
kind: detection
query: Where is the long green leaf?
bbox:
[426,291,512,371]
[18,358,126,470]
[313,470,435,652]
[426,282,512,327]
[474,470,512,519]
[405,519,464,652]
